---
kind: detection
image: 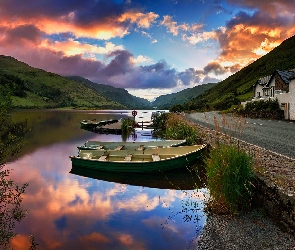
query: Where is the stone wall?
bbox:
[253,175,295,234]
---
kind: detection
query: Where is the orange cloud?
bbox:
[116,233,145,250]
[161,15,202,36]
[10,235,31,250]
[79,232,109,244]
[119,11,159,28]
[225,0,295,17]
[40,40,125,57]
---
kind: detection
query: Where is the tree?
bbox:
[0,85,34,248]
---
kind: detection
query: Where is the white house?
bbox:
[243,69,295,120]
[290,74,295,120]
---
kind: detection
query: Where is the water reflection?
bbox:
[70,162,206,190]
[7,110,207,249]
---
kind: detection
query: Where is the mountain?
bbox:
[183,35,295,111]
[0,56,125,109]
[66,76,152,109]
[151,83,217,109]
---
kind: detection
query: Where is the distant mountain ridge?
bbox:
[152,83,217,109]
[0,55,125,109]
[183,35,295,111]
[5,33,294,113]
[65,76,152,109]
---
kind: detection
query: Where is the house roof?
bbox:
[276,70,295,84]
[253,69,295,88]
[253,75,271,87]
[263,69,295,88]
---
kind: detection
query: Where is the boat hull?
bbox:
[70,145,206,173]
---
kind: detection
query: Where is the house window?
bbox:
[257,92,260,97]
[271,86,275,97]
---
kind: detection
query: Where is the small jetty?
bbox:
[80,119,121,134]
[93,120,123,134]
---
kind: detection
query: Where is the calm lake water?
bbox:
[7,109,207,250]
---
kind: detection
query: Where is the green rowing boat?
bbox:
[70,144,206,173]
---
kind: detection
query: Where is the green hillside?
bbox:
[0,56,125,109]
[152,83,216,109]
[66,76,152,109]
[183,35,295,111]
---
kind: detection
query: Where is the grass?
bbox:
[155,112,201,145]
[121,118,136,134]
[204,144,255,214]
[161,112,256,214]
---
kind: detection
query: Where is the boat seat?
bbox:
[95,145,104,149]
[81,153,92,159]
[152,154,161,161]
[115,145,124,150]
[98,155,108,161]
[124,154,132,161]
[137,145,145,150]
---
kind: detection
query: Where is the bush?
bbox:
[121,118,136,132]
[164,113,200,145]
[239,98,284,119]
[204,144,254,214]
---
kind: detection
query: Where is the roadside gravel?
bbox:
[184,112,295,249]
[197,210,295,250]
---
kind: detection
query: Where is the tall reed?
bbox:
[164,113,200,145]
[204,143,254,214]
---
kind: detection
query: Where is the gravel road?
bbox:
[186,111,295,159]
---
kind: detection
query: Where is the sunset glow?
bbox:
[0,0,294,100]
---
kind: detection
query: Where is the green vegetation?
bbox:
[204,144,254,214]
[182,35,295,111]
[238,98,284,119]
[66,76,152,109]
[0,85,37,248]
[153,83,216,110]
[153,112,200,145]
[157,112,255,214]
[121,118,136,133]
[0,56,125,109]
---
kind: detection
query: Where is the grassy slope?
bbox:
[152,83,217,109]
[66,76,152,109]
[184,35,295,110]
[0,56,126,109]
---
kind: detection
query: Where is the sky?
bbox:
[0,0,295,101]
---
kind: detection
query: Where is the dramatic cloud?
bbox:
[0,0,295,99]
[204,62,227,75]
[177,68,202,86]
[0,0,158,40]
[161,15,203,36]
[225,0,295,17]
[213,10,295,69]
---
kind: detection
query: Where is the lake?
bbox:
[6,109,207,250]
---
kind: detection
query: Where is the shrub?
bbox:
[240,98,284,119]
[204,144,254,214]
[164,113,200,145]
[121,118,136,141]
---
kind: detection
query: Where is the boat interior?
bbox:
[77,145,204,162]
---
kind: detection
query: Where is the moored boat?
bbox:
[80,119,119,129]
[70,144,206,173]
[77,139,187,150]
